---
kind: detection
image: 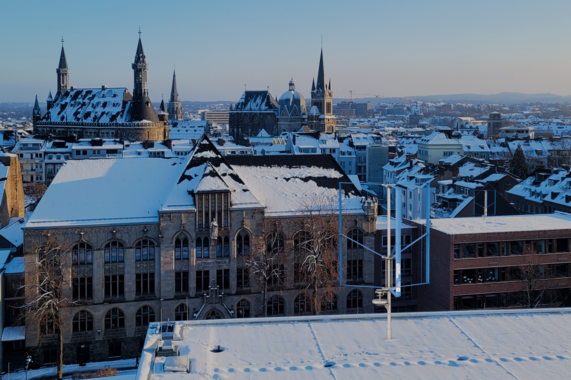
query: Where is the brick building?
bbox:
[410,213,571,311]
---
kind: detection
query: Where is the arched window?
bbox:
[216,237,223,257]
[136,306,156,327]
[204,309,223,319]
[347,229,364,249]
[237,231,250,256]
[135,240,155,262]
[236,299,250,318]
[346,290,363,312]
[104,241,124,263]
[73,311,93,332]
[196,238,202,258]
[203,238,210,258]
[294,231,312,283]
[267,295,285,317]
[175,236,189,260]
[175,304,188,321]
[322,294,338,313]
[105,308,125,329]
[266,232,285,253]
[72,242,93,265]
[41,315,58,335]
[294,293,312,315]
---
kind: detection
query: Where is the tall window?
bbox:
[346,289,363,312]
[237,267,250,289]
[294,293,312,315]
[196,237,209,258]
[41,316,58,335]
[104,241,124,263]
[72,243,92,265]
[175,304,188,321]
[266,232,285,253]
[197,270,210,292]
[269,264,285,289]
[294,231,311,283]
[175,272,189,293]
[73,311,93,332]
[136,240,155,261]
[105,308,125,329]
[197,193,229,228]
[267,295,285,317]
[105,275,124,298]
[175,236,189,260]
[216,269,230,290]
[224,236,230,257]
[236,299,251,318]
[73,277,93,300]
[237,231,250,256]
[347,229,364,282]
[136,306,156,327]
[136,273,155,296]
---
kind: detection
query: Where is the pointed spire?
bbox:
[312,78,315,92]
[135,29,145,62]
[160,98,167,113]
[47,91,53,101]
[169,69,180,103]
[328,78,331,91]
[33,95,41,116]
[316,48,326,91]
[58,42,68,69]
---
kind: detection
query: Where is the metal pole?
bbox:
[395,188,401,298]
[426,183,430,284]
[386,186,392,340]
[484,190,488,219]
[339,182,343,287]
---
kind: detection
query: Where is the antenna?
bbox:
[244,83,247,91]
[138,27,141,38]
[61,36,64,46]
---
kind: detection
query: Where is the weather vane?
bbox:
[61,36,64,46]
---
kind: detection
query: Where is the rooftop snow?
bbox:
[0,212,30,247]
[26,158,187,228]
[420,212,571,235]
[138,308,571,380]
[376,216,416,230]
[4,257,24,274]
[1,326,25,342]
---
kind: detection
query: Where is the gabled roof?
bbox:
[233,91,278,112]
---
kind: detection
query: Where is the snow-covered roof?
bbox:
[4,257,24,274]
[1,326,25,342]
[440,153,464,165]
[41,88,131,123]
[26,158,187,228]
[138,308,571,380]
[418,131,461,145]
[421,212,571,235]
[0,213,30,247]
[234,91,278,112]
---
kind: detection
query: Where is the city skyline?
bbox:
[2,0,571,102]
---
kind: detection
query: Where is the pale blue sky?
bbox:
[1,0,571,102]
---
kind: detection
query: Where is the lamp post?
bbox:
[25,354,32,380]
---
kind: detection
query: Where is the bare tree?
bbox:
[242,219,287,317]
[24,182,48,203]
[509,252,552,308]
[295,194,341,315]
[21,236,74,380]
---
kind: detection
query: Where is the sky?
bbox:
[2,0,571,103]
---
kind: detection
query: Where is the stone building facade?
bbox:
[22,137,377,365]
[228,91,279,144]
[33,35,168,142]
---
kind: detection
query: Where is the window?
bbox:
[402,258,412,276]
[104,241,124,263]
[346,289,363,312]
[347,259,363,282]
[236,231,250,256]
[217,237,223,257]
[224,236,230,257]
[175,304,188,321]
[175,236,189,260]
[175,271,189,293]
[322,295,338,313]
[41,316,58,335]
[73,277,93,300]
[266,232,285,253]
[136,306,156,326]
[454,244,460,258]
[462,244,476,258]
[136,273,155,296]
[269,264,285,289]
[196,193,230,229]
[267,295,285,316]
[105,275,124,298]
[237,267,250,289]
[196,237,210,258]
[487,242,499,256]
[72,311,93,332]
[510,241,523,255]
[104,308,125,329]
[294,293,312,315]
[196,270,210,292]
[294,231,312,283]
[556,239,569,252]
[216,269,230,290]
[72,243,93,265]
[236,299,251,318]
[44,348,57,365]
[556,264,569,277]
[136,240,155,261]
[347,229,364,282]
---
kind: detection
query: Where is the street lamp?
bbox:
[25,354,32,380]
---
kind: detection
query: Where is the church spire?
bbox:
[128,31,159,123]
[311,78,315,92]
[168,68,184,121]
[316,48,326,92]
[33,95,41,116]
[55,37,70,100]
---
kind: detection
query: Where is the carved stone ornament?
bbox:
[175,261,190,271]
[210,220,218,243]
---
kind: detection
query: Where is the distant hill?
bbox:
[338,92,571,105]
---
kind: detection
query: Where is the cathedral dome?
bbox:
[278,79,307,117]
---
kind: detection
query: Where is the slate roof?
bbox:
[233,91,278,112]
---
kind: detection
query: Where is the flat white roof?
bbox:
[138,308,571,379]
[419,212,571,235]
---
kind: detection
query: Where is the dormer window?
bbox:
[196,192,230,229]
